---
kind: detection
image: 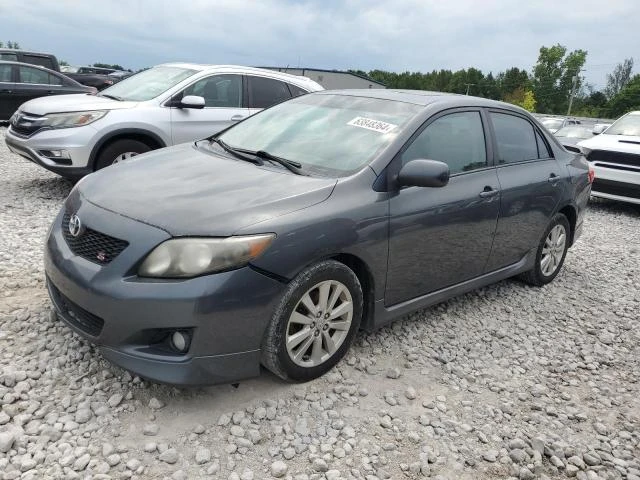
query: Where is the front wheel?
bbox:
[261,260,363,382]
[520,213,570,286]
[95,139,151,171]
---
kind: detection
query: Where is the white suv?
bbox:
[578,111,640,205]
[5,64,323,179]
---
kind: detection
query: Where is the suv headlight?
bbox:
[41,111,108,129]
[138,235,275,278]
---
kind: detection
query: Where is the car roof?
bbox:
[313,89,529,111]
[157,63,320,86]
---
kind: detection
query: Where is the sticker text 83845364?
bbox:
[347,117,397,134]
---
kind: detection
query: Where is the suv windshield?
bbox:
[604,113,640,136]
[217,94,422,176]
[99,66,196,101]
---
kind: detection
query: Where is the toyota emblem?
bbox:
[68,214,82,237]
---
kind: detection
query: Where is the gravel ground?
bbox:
[0,125,639,480]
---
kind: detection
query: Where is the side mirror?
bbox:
[398,159,450,188]
[563,144,581,154]
[592,124,607,135]
[180,95,205,109]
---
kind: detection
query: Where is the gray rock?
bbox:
[74,409,92,424]
[583,452,601,466]
[271,460,288,477]
[107,393,123,408]
[405,387,417,400]
[386,368,401,379]
[106,454,121,467]
[483,450,499,462]
[0,429,16,453]
[73,454,91,471]
[195,446,211,464]
[509,449,529,464]
[312,458,329,472]
[159,448,179,464]
[148,397,165,410]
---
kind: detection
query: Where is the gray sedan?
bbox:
[45,90,592,385]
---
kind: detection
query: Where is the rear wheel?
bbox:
[95,139,151,171]
[520,213,570,286]
[261,260,363,382]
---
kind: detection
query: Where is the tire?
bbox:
[520,213,570,286]
[95,139,151,171]
[261,260,363,382]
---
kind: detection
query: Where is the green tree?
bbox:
[605,58,634,99]
[605,74,640,117]
[532,44,587,114]
[93,63,125,70]
[0,41,20,49]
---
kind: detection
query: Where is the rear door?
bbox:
[0,63,17,120]
[170,73,249,144]
[484,110,564,271]
[247,75,293,116]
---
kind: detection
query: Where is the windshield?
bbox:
[604,113,640,136]
[99,66,196,101]
[542,118,564,130]
[217,94,422,176]
[555,126,591,138]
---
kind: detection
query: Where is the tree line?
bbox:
[352,44,638,119]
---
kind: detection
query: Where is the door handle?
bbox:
[230,115,245,121]
[479,187,499,198]
[46,90,55,95]
[548,173,560,184]
[0,89,12,94]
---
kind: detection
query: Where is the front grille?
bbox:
[587,149,640,168]
[62,212,129,265]
[9,111,45,138]
[48,280,104,337]
[592,178,640,199]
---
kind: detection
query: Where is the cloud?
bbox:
[1,0,637,87]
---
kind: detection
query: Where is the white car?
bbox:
[578,111,640,205]
[540,117,581,134]
[5,64,323,179]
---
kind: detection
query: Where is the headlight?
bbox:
[138,235,275,278]
[40,111,108,129]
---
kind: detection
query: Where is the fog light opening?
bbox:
[171,330,190,353]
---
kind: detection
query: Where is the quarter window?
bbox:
[287,83,308,98]
[0,64,12,82]
[491,112,539,164]
[18,66,50,84]
[401,111,487,174]
[183,74,242,108]
[248,76,292,108]
[536,130,552,158]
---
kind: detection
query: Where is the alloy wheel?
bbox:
[540,224,566,277]
[112,152,139,164]
[285,280,353,367]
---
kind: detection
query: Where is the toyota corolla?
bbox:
[45,90,592,385]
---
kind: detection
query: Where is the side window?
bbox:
[0,64,12,82]
[536,130,552,158]
[18,66,50,84]
[183,74,242,108]
[248,76,292,108]
[0,53,17,61]
[401,111,487,175]
[287,83,308,98]
[48,74,62,86]
[22,54,54,70]
[490,112,539,164]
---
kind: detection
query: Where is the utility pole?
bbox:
[465,83,475,95]
[567,68,585,116]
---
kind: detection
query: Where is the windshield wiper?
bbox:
[235,148,306,176]
[209,138,262,165]
[99,94,123,101]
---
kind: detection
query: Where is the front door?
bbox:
[484,110,564,271]
[0,63,16,120]
[170,74,249,144]
[386,110,500,306]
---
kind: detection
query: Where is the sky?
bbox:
[1,0,637,89]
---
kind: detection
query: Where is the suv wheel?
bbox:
[520,213,570,286]
[261,260,363,382]
[95,139,151,171]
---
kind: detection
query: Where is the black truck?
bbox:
[60,66,121,91]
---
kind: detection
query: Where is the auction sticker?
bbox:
[347,116,397,133]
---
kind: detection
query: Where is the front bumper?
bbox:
[590,162,640,205]
[44,201,287,385]
[5,124,99,178]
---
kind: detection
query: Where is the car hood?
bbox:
[76,143,338,236]
[19,94,138,115]
[578,134,640,154]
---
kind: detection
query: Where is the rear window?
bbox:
[22,54,55,70]
[0,64,12,82]
[248,76,292,108]
[491,112,539,164]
